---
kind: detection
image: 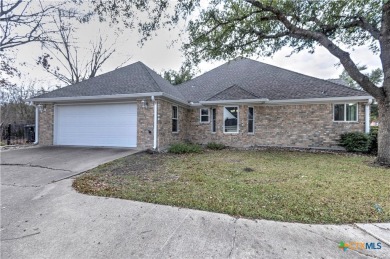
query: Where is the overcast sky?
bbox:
[10,1,382,91]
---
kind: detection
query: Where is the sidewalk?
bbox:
[2,178,389,259]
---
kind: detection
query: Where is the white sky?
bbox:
[9,1,382,91]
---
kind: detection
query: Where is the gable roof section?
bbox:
[32,61,186,101]
[177,57,369,102]
[207,84,259,101]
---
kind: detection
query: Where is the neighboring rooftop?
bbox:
[177,57,368,102]
[32,61,186,101]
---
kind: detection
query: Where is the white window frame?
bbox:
[200,108,210,123]
[223,106,239,134]
[211,108,217,133]
[172,105,179,132]
[333,103,358,122]
[248,106,254,134]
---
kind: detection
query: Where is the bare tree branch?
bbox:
[0,0,60,51]
[37,9,121,85]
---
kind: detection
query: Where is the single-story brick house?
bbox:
[29,57,373,150]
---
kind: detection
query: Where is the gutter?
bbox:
[200,98,269,105]
[152,96,158,150]
[27,92,164,103]
[33,104,39,145]
[266,96,373,105]
[27,92,373,107]
[28,92,191,107]
[365,98,373,133]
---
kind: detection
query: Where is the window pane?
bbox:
[334,104,344,121]
[212,108,216,132]
[172,106,178,119]
[200,109,209,122]
[346,104,357,121]
[172,119,178,132]
[172,106,178,132]
[224,107,238,132]
[248,120,254,133]
[248,107,254,120]
[248,107,254,133]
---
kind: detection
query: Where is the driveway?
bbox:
[1,147,389,259]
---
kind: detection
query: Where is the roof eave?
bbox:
[199,98,269,105]
[267,96,373,105]
[27,92,165,103]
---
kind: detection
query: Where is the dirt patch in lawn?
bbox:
[73,150,390,224]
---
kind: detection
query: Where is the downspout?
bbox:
[152,96,158,150]
[33,104,39,145]
[365,99,373,133]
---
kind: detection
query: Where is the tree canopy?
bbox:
[93,0,390,164]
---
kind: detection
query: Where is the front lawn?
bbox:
[73,150,390,224]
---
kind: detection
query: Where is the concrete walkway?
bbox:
[1,147,389,258]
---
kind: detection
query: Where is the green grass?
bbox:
[73,150,390,224]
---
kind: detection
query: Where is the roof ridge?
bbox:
[138,62,164,92]
[206,84,259,101]
[242,58,367,94]
[181,57,366,94]
[177,59,240,86]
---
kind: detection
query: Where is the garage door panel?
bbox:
[55,103,137,147]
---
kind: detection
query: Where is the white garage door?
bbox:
[54,103,137,147]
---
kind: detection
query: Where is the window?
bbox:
[200,108,209,122]
[334,103,358,122]
[211,108,216,133]
[224,106,238,133]
[172,106,178,132]
[248,107,254,133]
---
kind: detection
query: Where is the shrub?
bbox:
[339,132,370,153]
[368,127,378,155]
[168,143,203,154]
[206,142,225,150]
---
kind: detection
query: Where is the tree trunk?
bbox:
[377,99,390,165]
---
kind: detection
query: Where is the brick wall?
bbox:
[186,103,366,149]
[38,104,54,145]
[137,99,154,150]
[157,99,189,149]
[37,100,367,150]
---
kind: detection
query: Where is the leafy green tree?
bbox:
[94,0,390,165]
[340,65,383,89]
[163,65,196,85]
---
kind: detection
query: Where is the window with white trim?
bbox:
[224,106,238,133]
[200,108,209,122]
[211,108,216,133]
[172,106,178,132]
[248,107,254,133]
[334,103,358,122]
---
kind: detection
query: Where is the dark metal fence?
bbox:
[1,123,35,145]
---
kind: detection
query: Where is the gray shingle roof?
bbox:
[207,84,258,101]
[327,78,350,87]
[33,61,186,101]
[177,57,369,102]
[34,57,370,104]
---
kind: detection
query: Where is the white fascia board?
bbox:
[267,96,373,105]
[28,92,164,103]
[199,98,269,105]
